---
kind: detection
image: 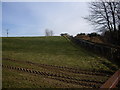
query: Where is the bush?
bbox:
[87,33,100,37]
[104,30,120,45]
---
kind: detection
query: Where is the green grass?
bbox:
[2,36,119,88]
[3,68,86,88]
[2,36,118,71]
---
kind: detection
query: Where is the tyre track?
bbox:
[3,58,112,76]
[2,64,103,88]
[51,77,100,88]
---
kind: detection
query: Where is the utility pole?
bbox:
[6,29,9,37]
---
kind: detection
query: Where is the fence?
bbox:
[67,36,120,64]
[100,69,120,89]
[63,35,120,88]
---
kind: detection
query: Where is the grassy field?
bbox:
[2,36,119,88]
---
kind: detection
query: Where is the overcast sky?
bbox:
[2,2,94,37]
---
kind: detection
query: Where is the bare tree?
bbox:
[84,1,120,44]
[45,29,49,36]
[85,1,120,32]
[50,30,53,36]
[45,29,54,36]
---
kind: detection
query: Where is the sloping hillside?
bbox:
[2,36,118,88]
